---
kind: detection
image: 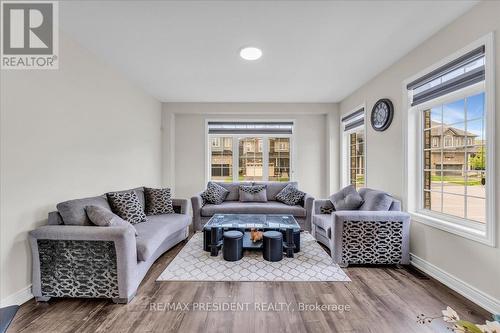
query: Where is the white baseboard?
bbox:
[410,253,500,315]
[0,285,33,307]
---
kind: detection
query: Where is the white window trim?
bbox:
[340,104,367,188]
[205,119,295,184]
[402,33,496,247]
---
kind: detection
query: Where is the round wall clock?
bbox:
[371,98,394,132]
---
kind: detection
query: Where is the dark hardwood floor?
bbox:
[9,238,491,333]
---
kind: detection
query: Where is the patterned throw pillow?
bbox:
[276,184,306,206]
[106,191,147,224]
[200,182,229,205]
[320,206,334,214]
[144,187,175,215]
[239,185,267,202]
[86,205,138,235]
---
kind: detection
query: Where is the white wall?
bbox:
[0,33,162,304]
[162,103,338,200]
[339,1,500,309]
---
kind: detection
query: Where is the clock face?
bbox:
[371,99,394,131]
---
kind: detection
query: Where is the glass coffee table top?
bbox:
[204,214,300,231]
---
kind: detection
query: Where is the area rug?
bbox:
[157,232,350,282]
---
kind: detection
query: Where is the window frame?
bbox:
[205,119,295,183]
[341,104,367,188]
[403,33,496,246]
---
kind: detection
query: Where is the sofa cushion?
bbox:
[213,182,245,201]
[86,205,138,235]
[201,182,229,204]
[253,181,298,201]
[57,195,111,226]
[329,185,364,211]
[144,187,174,215]
[276,184,305,206]
[106,191,147,224]
[200,201,306,217]
[313,214,332,231]
[358,188,394,211]
[134,214,190,261]
[239,185,267,202]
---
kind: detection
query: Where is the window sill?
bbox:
[409,211,495,247]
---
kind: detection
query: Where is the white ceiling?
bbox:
[60,1,478,103]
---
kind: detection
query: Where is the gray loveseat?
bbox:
[191,181,314,231]
[29,187,191,304]
[312,188,410,266]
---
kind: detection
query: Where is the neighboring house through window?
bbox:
[207,121,293,182]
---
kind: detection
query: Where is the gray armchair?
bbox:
[312,188,410,267]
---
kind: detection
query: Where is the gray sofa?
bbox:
[312,188,410,266]
[29,187,191,304]
[191,181,314,231]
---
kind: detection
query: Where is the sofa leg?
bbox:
[112,298,128,304]
[112,291,136,304]
[35,296,51,302]
[338,262,349,268]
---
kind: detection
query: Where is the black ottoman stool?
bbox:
[263,231,283,262]
[223,230,243,261]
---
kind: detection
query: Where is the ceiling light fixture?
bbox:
[239,47,262,61]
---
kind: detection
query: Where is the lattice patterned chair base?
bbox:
[312,193,410,267]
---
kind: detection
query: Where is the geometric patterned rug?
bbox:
[157,232,350,282]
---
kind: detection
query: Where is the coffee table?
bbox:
[202,214,301,258]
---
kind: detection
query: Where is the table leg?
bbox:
[210,227,220,256]
[285,228,295,258]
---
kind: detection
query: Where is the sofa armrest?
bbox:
[333,210,410,222]
[191,192,204,231]
[312,199,332,215]
[303,194,315,231]
[172,198,189,214]
[331,211,411,265]
[29,225,137,301]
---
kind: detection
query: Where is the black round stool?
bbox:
[263,231,283,262]
[223,230,243,261]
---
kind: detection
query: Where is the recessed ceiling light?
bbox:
[239,47,262,61]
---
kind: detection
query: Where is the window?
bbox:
[342,108,366,189]
[405,35,495,246]
[432,137,439,147]
[444,135,453,147]
[422,92,486,223]
[210,137,233,182]
[239,137,263,181]
[207,121,293,182]
[269,138,290,181]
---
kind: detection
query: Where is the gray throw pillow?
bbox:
[56,195,111,226]
[358,189,394,211]
[86,205,138,236]
[144,187,175,215]
[201,182,229,205]
[106,191,147,224]
[276,184,305,206]
[239,185,267,202]
[329,185,364,211]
